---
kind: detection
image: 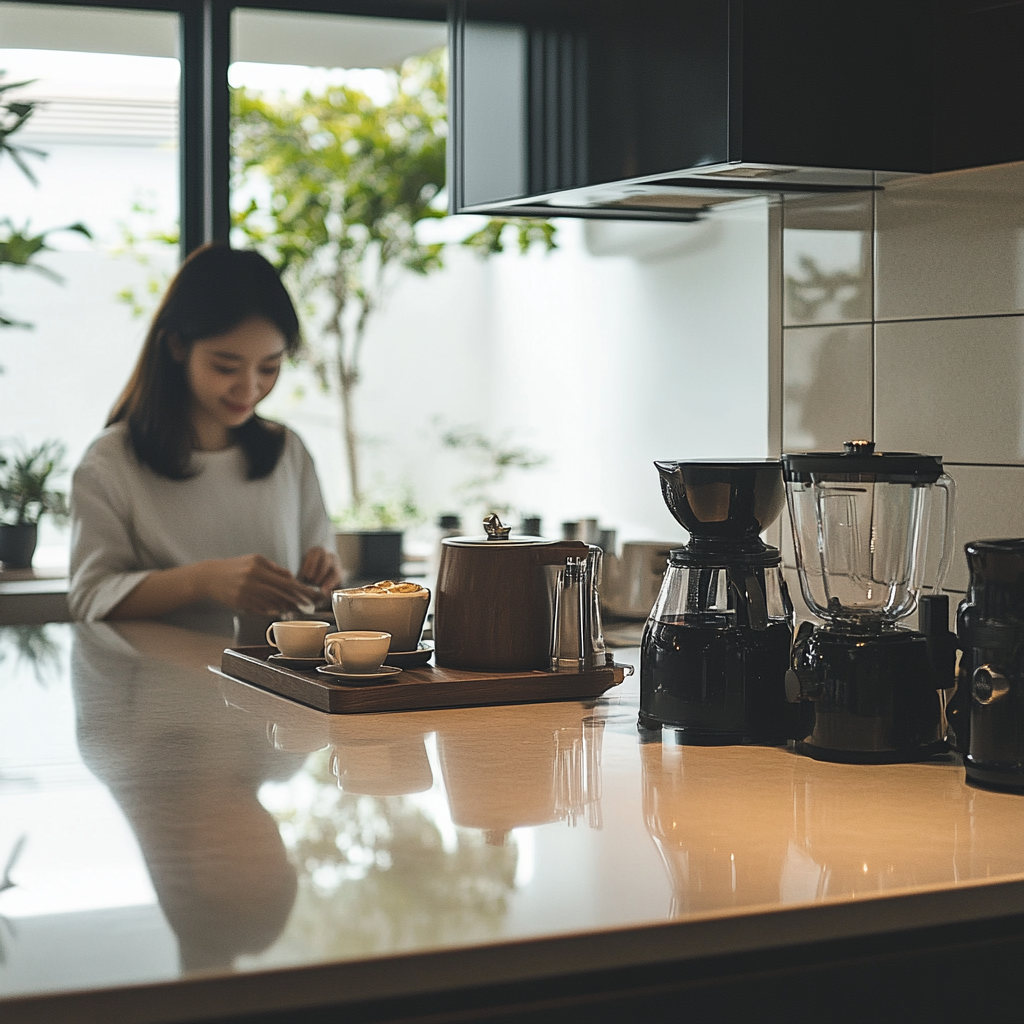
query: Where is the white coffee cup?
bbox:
[265,620,332,658]
[332,586,430,653]
[324,630,392,673]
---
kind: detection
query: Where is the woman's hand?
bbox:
[300,546,343,597]
[202,554,322,615]
[108,553,327,621]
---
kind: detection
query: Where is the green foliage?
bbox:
[0,220,92,328]
[461,217,557,257]
[0,439,70,526]
[0,624,63,687]
[232,52,453,509]
[113,198,179,319]
[439,422,548,515]
[0,72,45,185]
[333,486,423,531]
[0,71,93,332]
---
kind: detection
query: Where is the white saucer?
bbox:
[316,664,403,682]
[269,652,326,667]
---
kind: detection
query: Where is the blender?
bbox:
[640,460,806,744]
[782,440,958,764]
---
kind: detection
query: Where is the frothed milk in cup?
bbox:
[332,581,430,653]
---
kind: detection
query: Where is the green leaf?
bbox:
[0,439,68,526]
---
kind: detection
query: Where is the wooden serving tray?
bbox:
[220,645,625,714]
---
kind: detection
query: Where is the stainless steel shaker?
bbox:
[550,545,608,672]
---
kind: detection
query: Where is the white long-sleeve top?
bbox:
[69,422,335,623]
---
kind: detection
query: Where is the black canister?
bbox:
[957,539,1024,791]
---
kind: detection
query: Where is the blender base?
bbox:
[965,758,1024,792]
[792,627,948,765]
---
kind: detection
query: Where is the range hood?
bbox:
[449,0,1024,221]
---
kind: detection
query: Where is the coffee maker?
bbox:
[640,460,803,744]
[956,539,1024,791]
[782,441,958,764]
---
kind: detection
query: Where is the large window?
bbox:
[0,2,180,565]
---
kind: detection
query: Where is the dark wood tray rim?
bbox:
[218,645,626,715]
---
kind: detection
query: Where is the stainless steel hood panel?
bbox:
[449,1,1024,220]
[458,162,894,221]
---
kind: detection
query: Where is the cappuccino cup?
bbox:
[332,583,430,653]
[324,630,392,673]
[265,620,332,658]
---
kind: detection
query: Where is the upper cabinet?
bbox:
[448,0,1024,220]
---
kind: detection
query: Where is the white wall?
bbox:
[271,202,770,548]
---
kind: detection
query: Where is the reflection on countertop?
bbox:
[2,620,1024,1013]
[642,739,1024,919]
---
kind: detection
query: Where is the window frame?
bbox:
[3,0,446,259]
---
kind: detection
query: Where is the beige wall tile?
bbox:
[783,324,873,452]
[783,192,873,326]
[921,464,1024,593]
[875,316,1024,464]
[875,162,1024,321]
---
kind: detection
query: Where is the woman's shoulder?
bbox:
[76,423,136,477]
[276,423,315,466]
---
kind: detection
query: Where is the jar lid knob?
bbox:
[483,513,512,541]
[844,439,875,455]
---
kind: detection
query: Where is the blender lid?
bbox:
[782,440,943,482]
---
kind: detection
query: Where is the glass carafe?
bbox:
[649,561,791,632]
[783,442,955,631]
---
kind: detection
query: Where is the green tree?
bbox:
[232,50,555,512]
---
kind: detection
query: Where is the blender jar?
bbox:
[783,441,955,631]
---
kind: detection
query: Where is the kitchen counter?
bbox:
[2,620,1024,1023]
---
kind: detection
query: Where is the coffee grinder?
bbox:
[956,539,1024,791]
[782,441,958,764]
[640,460,804,744]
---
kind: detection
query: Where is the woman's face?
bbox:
[183,316,287,448]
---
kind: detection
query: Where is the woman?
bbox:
[69,244,341,624]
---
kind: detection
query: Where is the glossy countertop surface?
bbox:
[3,621,1024,1021]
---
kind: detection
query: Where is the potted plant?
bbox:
[0,440,70,569]
[334,491,422,582]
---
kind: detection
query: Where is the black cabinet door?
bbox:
[451,0,729,210]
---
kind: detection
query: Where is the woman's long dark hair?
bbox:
[108,244,301,480]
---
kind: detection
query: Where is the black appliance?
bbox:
[639,460,804,744]
[957,539,1024,792]
[782,442,958,764]
[449,0,1024,221]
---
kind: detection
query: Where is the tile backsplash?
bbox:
[775,161,1024,614]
